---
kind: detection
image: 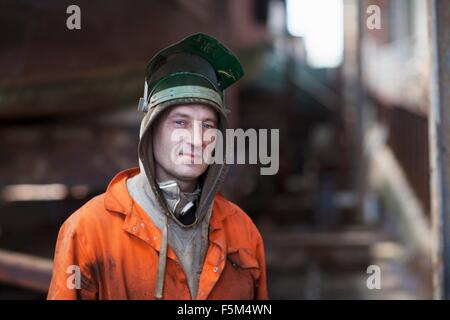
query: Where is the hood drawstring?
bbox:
[154,214,168,299]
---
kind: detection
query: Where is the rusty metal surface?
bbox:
[0,118,139,188]
[0,0,223,120]
[428,0,450,300]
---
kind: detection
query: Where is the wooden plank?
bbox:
[0,249,53,293]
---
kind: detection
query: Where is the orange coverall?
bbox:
[47,168,268,300]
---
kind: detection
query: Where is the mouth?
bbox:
[179,152,202,161]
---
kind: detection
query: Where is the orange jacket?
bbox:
[47,168,268,300]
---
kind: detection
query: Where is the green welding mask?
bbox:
[137,33,244,113]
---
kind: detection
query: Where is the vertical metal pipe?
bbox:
[428,0,450,300]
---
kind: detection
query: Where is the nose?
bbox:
[191,120,203,148]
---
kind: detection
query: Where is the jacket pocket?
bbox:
[219,248,261,299]
[226,248,261,281]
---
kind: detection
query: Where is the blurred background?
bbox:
[0,0,447,299]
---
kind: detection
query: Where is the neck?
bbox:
[155,167,197,193]
[175,179,197,193]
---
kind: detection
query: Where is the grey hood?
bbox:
[137,100,229,229]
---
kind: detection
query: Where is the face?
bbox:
[152,104,218,184]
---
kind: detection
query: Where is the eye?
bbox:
[174,120,187,126]
[203,123,215,129]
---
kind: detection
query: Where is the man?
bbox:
[47,33,268,300]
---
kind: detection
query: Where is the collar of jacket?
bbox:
[103,167,232,255]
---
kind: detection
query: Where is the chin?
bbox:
[172,165,207,180]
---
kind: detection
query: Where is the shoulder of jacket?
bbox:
[60,193,114,236]
[214,193,262,239]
